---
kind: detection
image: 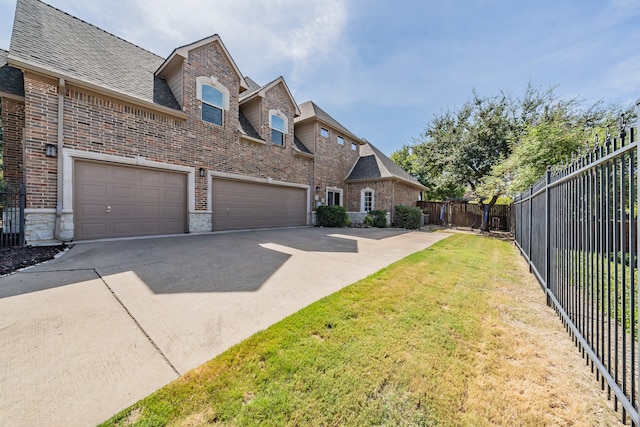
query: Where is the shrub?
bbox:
[369,209,388,228]
[363,215,374,227]
[316,205,349,227]
[394,205,422,229]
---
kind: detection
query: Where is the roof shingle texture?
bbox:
[295,101,359,141]
[0,49,24,96]
[9,0,179,110]
[347,142,424,188]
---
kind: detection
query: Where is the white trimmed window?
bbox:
[327,187,343,206]
[196,76,230,126]
[320,127,329,138]
[269,109,288,146]
[337,136,344,145]
[361,188,374,212]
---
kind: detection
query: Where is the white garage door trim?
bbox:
[207,171,310,215]
[62,148,196,214]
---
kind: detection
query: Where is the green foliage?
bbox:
[394,205,422,229]
[316,205,349,227]
[391,145,465,200]
[405,83,633,203]
[363,214,374,227]
[369,209,388,228]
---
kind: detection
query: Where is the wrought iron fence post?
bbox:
[545,167,552,305]
[528,185,534,271]
[19,182,26,246]
[636,98,640,420]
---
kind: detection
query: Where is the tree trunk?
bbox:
[479,195,499,232]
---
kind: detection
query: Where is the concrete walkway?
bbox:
[0,227,448,426]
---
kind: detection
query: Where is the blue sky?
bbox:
[1,0,639,156]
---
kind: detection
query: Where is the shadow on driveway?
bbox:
[0,228,412,297]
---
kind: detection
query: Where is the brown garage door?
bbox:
[212,179,307,231]
[74,161,187,240]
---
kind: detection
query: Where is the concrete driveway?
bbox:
[0,227,448,426]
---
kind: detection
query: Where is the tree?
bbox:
[411,91,515,230]
[390,145,464,201]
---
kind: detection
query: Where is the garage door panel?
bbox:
[212,179,306,231]
[74,161,187,240]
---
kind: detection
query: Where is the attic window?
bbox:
[320,127,329,138]
[351,142,357,151]
[196,76,230,126]
[337,136,344,145]
[269,109,288,146]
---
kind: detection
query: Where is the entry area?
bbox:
[73,161,187,240]
[211,178,307,231]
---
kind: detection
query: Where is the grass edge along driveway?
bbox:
[102,233,618,426]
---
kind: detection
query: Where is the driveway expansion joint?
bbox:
[93,268,181,377]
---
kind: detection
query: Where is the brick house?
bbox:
[0,0,425,244]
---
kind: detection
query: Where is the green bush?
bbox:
[363,215,374,227]
[316,205,349,227]
[369,210,388,228]
[394,205,422,229]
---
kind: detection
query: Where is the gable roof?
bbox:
[346,141,426,190]
[295,101,360,142]
[8,0,183,115]
[0,49,24,98]
[239,76,301,116]
[156,35,249,92]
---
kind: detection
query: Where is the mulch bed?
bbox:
[0,245,67,276]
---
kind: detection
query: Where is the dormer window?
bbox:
[196,76,230,126]
[269,110,288,146]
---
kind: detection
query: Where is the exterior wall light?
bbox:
[45,144,58,157]
[199,167,206,177]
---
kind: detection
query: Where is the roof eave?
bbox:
[156,35,248,91]
[9,56,188,120]
[294,115,361,142]
[345,176,426,190]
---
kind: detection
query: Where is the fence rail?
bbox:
[0,183,26,248]
[513,105,639,425]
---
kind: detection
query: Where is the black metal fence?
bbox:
[0,183,26,247]
[513,108,639,425]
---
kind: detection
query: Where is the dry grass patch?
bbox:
[102,234,619,426]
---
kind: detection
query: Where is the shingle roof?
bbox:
[347,142,426,189]
[243,76,262,93]
[295,101,360,141]
[238,112,263,141]
[8,0,179,110]
[294,136,313,155]
[0,49,24,97]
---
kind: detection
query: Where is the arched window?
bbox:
[269,110,288,146]
[196,76,230,126]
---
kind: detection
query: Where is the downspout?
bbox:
[391,179,397,224]
[54,78,68,241]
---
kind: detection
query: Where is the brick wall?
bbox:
[23,73,58,209]
[20,40,312,214]
[1,97,25,184]
[311,125,359,202]
[345,180,420,215]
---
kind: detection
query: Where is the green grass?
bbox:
[99,234,602,426]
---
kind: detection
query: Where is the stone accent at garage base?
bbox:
[24,209,56,245]
[189,211,212,233]
[23,210,74,245]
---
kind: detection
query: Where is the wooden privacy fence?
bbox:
[417,200,511,231]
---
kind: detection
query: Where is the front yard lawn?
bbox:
[102,233,617,426]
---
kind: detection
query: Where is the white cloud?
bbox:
[604,56,640,99]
